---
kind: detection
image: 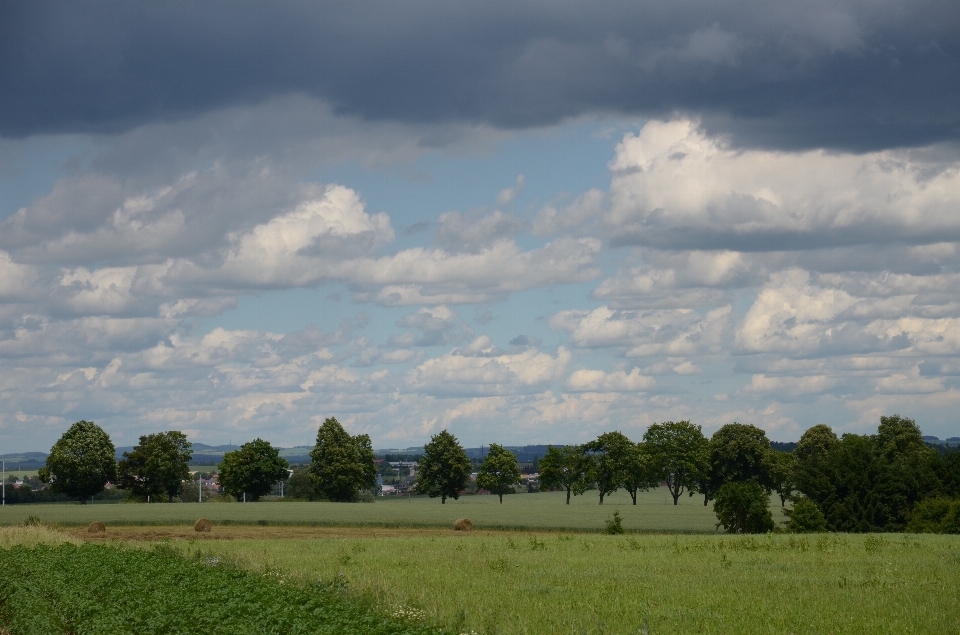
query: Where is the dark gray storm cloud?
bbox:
[2,0,959,150]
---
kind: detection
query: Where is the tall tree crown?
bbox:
[309,417,376,502]
[415,430,471,503]
[39,420,117,504]
[217,438,289,502]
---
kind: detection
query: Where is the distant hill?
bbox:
[9,433,953,469]
[924,436,960,445]
[376,445,556,462]
[0,452,48,470]
[109,443,315,465]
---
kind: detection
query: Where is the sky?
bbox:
[2,0,960,453]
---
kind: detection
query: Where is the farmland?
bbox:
[2,523,959,635]
[172,531,960,635]
[2,492,959,634]
[0,488,722,533]
[0,530,436,635]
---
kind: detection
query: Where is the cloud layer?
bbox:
[4,2,960,451]
[4,1,960,150]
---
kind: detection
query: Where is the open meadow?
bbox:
[0,488,722,533]
[3,491,959,634]
[2,523,958,635]
[168,531,960,635]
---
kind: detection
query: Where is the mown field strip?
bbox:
[0,488,724,532]
[174,532,960,635]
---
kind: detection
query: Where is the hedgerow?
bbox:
[0,542,440,635]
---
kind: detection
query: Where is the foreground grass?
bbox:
[0,488,721,532]
[0,537,439,635]
[170,532,960,635]
[0,525,80,550]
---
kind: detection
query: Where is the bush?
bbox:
[907,497,960,534]
[784,498,827,533]
[713,481,774,534]
[285,467,319,501]
[604,510,625,535]
[179,480,206,502]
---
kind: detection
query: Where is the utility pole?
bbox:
[198,474,202,503]
[2,461,5,507]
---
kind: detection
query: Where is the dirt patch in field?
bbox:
[70,524,515,542]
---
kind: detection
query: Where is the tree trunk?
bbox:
[441,495,446,504]
[631,490,637,505]
[703,493,708,506]
[672,491,680,505]
[80,497,87,505]
[498,490,503,503]
[599,491,604,505]
[566,487,571,504]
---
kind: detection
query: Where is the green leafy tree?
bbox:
[906,496,960,534]
[585,431,634,504]
[415,430,471,503]
[876,414,942,506]
[713,480,774,534]
[689,436,715,506]
[286,466,319,500]
[795,420,939,533]
[876,414,927,459]
[117,431,193,501]
[622,442,658,505]
[794,424,839,462]
[644,421,708,505]
[814,433,886,532]
[792,424,839,504]
[937,446,960,498]
[309,417,377,502]
[538,444,592,504]
[217,439,289,502]
[765,450,797,507]
[784,497,828,533]
[710,422,773,489]
[38,420,117,505]
[476,444,521,503]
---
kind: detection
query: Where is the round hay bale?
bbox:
[454,518,473,532]
[88,521,106,534]
[194,518,213,533]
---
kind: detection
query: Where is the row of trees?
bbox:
[533,415,959,533]
[34,415,959,534]
[34,420,284,504]
[790,417,959,532]
[33,417,381,504]
[403,416,959,534]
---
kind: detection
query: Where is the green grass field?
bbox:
[2,495,959,634]
[1,470,39,480]
[167,531,960,635]
[0,535,437,635]
[0,488,725,533]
